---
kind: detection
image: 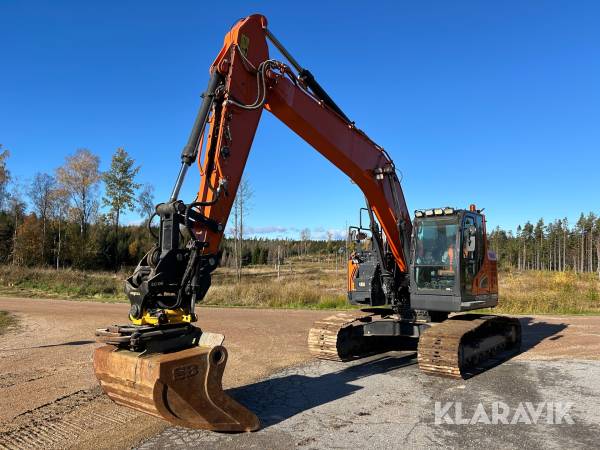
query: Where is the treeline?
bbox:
[489,213,600,274]
[4,145,596,274]
[220,237,345,268]
[0,145,155,270]
[0,145,345,271]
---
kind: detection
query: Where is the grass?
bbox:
[0,262,598,314]
[489,269,600,315]
[0,310,17,335]
[0,265,125,301]
[204,264,349,309]
[0,260,350,309]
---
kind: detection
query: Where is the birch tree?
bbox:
[232,177,252,281]
[56,149,101,237]
[28,172,56,261]
[137,184,155,225]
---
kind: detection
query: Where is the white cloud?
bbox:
[246,225,289,235]
[312,228,346,240]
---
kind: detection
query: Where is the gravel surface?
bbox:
[0,298,329,449]
[138,356,600,450]
[0,297,599,449]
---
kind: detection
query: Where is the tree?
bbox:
[51,187,71,269]
[521,222,534,270]
[232,177,252,280]
[534,219,544,270]
[576,213,586,273]
[137,184,155,225]
[56,148,101,237]
[562,217,569,271]
[14,215,44,266]
[28,172,56,262]
[595,216,600,279]
[587,212,597,273]
[300,228,311,256]
[102,147,141,270]
[326,230,335,255]
[516,225,522,269]
[0,146,10,210]
[7,181,26,265]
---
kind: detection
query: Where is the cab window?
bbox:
[462,214,483,293]
[413,217,458,292]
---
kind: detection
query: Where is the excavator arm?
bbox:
[195,14,411,268]
[95,15,412,432]
[122,14,411,327]
[95,14,413,432]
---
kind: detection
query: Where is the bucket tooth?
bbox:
[93,344,260,432]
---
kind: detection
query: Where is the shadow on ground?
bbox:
[461,317,567,379]
[0,340,95,351]
[518,317,567,352]
[227,317,567,428]
[228,352,417,428]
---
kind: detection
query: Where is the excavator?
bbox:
[93,14,522,432]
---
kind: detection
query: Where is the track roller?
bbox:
[417,314,522,379]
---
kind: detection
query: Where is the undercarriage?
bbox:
[308,310,522,378]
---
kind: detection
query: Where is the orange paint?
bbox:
[192,15,411,274]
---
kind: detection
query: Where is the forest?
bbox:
[0,145,598,275]
[0,146,344,271]
[488,214,600,274]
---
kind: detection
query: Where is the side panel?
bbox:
[347,259,358,293]
[347,251,385,306]
[409,293,464,312]
[458,211,499,310]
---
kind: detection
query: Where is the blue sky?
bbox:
[1,1,598,239]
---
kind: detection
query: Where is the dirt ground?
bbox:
[0,298,330,449]
[0,298,599,449]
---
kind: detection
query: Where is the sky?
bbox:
[1,1,599,240]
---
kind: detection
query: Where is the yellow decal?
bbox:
[240,33,250,56]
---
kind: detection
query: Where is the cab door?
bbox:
[460,213,483,297]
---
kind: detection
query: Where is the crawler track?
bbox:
[309,311,521,379]
[417,314,522,379]
[307,310,379,361]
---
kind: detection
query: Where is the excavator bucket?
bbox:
[93,344,260,432]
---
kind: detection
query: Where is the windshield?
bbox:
[414,217,458,291]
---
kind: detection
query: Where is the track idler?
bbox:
[93,343,260,432]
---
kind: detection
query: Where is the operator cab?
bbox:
[409,205,498,312]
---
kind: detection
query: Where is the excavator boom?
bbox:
[195,14,410,271]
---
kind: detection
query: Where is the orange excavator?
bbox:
[94,14,521,432]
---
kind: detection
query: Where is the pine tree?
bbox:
[103,148,141,270]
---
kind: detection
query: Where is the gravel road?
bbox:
[0,298,329,449]
[137,315,600,450]
[0,297,598,449]
[138,357,600,450]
